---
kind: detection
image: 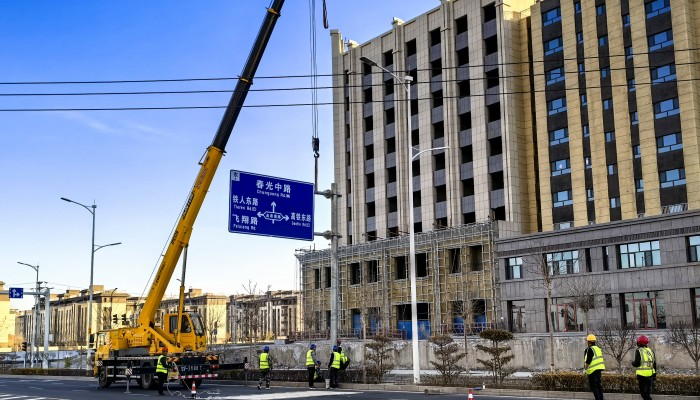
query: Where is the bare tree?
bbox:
[665,320,700,372]
[430,334,466,386]
[203,306,226,345]
[524,250,560,371]
[558,274,604,333]
[451,290,481,369]
[364,335,395,384]
[595,320,637,370]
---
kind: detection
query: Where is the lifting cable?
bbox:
[310,0,329,188]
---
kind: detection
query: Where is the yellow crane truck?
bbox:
[92,0,285,389]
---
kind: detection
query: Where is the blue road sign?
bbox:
[229,170,314,241]
[9,288,23,299]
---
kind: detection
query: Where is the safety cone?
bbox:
[191,381,197,398]
[468,388,474,399]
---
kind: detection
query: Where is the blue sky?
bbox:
[1,1,436,310]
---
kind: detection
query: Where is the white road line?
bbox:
[215,391,361,399]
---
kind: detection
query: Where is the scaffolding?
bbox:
[294,221,497,340]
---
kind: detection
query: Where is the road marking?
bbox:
[216,391,361,399]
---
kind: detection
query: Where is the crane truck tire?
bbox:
[97,369,112,388]
[138,363,154,389]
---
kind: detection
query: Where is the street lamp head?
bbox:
[359,56,378,67]
[404,75,414,83]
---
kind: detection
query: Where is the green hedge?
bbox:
[531,372,700,396]
[0,368,91,377]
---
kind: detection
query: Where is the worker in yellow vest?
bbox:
[155,347,171,396]
[584,334,606,400]
[328,345,341,389]
[306,343,318,389]
[257,346,271,390]
[632,335,656,400]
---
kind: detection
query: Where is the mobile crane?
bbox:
[92,0,285,389]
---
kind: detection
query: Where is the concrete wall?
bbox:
[224,333,696,372]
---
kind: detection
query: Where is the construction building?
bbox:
[228,290,299,343]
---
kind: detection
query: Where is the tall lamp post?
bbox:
[61,196,121,370]
[17,261,39,367]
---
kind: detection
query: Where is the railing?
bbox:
[436,322,500,335]
[287,328,406,342]
[661,203,688,214]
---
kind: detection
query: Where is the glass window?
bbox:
[610,197,621,208]
[581,93,588,106]
[585,156,592,169]
[623,13,631,26]
[659,168,686,188]
[631,111,639,125]
[657,132,683,153]
[547,250,580,275]
[578,62,585,74]
[633,145,641,158]
[601,67,610,79]
[624,291,666,329]
[577,31,584,44]
[608,164,617,175]
[605,131,615,142]
[619,241,661,268]
[509,300,527,333]
[689,236,700,262]
[549,127,569,145]
[636,179,644,192]
[544,37,564,55]
[546,66,565,85]
[597,4,606,15]
[654,98,680,119]
[651,64,676,84]
[507,257,522,280]
[553,190,573,207]
[551,158,571,176]
[603,98,612,110]
[547,97,567,115]
[587,188,594,201]
[574,1,582,14]
[551,298,582,332]
[625,46,634,59]
[646,0,671,19]
[543,7,562,26]
[599,35,608,46]
[648,29,674,51]
[583,124,590,137]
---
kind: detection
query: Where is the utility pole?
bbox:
[314,184,342,344]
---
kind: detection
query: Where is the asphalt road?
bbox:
[0,376,568,400]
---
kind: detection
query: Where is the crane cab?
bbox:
[163,311,207,352]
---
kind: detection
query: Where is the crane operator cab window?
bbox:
[169,315,193,334]
[188,312,205,337]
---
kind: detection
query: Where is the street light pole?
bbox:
[17,261,39,367]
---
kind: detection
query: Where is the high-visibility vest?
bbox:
[331,351,341,369]
[260,352,270,370]
[306,350,316,367]
[156,355,168,374]
[585,345,606,375]
[340,350,349,365]
[636,347,655,377]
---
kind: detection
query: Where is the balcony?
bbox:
[485,86,500,105]
[387,211,398,228]
[412,175,421,191]
[363,102,373,117]
[433,169,446,186]
[483,20,497,39]
[430,74,443,93]
[457,65,470,81]
[456,31,469,50]
[364,159,374,174]
[364,131,373,146]
[413,206,422,222]
[487,120,501,139]
[429,44,441,61]
[362,74,373,88]
[405,54,417,71]
[484,52,498,69]
[432,136,445,150]
[488,155,503,173]
[366,216,376,232]
[411,114,419,131]
[490,189,505,208]
[384,93,395,110]
[385,152,396,169]
[435,201,448,219]
[431,105,444,123]
[386,182,397,198]
[457,96,471,115]
[365,187,375,203]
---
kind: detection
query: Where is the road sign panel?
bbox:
[229,170,314,241]
[9,288,23,299]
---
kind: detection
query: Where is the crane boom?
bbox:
[137,0,285,329]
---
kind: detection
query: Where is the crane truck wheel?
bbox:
[97,369,112,388]
[138,363,154,389]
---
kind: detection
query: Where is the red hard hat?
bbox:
[636,335,649,346]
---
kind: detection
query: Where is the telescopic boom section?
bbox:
[137,0,285,328]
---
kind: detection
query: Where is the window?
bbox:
[659,168,686,188]
[547,97,567,115]
[366,260,379,283]
[625,46,633,59]
[509,300,527,333]
[583,124,590,137]
[631,111,639,125]
[547,250,580,275]
[601,67,610,79]
[574,1,582,14]
[651,64,676,84]
[550,298,582,332]
[395,256,407,279]
[608,164,617,175]
[578,62,585,75]
[623,13,631,26]
[605,131,615,142]
[350,262,362,285]
[313,269,321,289]
[646,0,671,19]
[507,257,522,280]
[581,93,588,106]
[606,294,613,308]
[553,190,573,207]
[597,4,606,15]
[623,291,666,329]
[657,132,683,153]
[610,197,621,208]
[587,188,594,201]
[599,35,608,47]
[689,236,700,262]
[603,98,612,110]
[551,158,571,176]
[577,31,584,44]
[544,37,564,55]
[633,145,641,158]
[619,241,661,268]
[695,288,700,326]
[449,248,462,274]
[546,67,565,85]
[549,127,569,145]
[543,7,561,26]
[648,29,674,51]
[585,156,592,169]
[654,98,680,119]
[628,78,636,92]
[636,179,644,192]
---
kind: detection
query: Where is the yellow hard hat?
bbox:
[587,334,596,341]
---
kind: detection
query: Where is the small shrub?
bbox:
[476,329,514,384]
[530,372,700,396]
[429,334,465,386]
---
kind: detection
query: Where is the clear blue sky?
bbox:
[1,1,436,310]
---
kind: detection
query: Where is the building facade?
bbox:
[228,290,299,343]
